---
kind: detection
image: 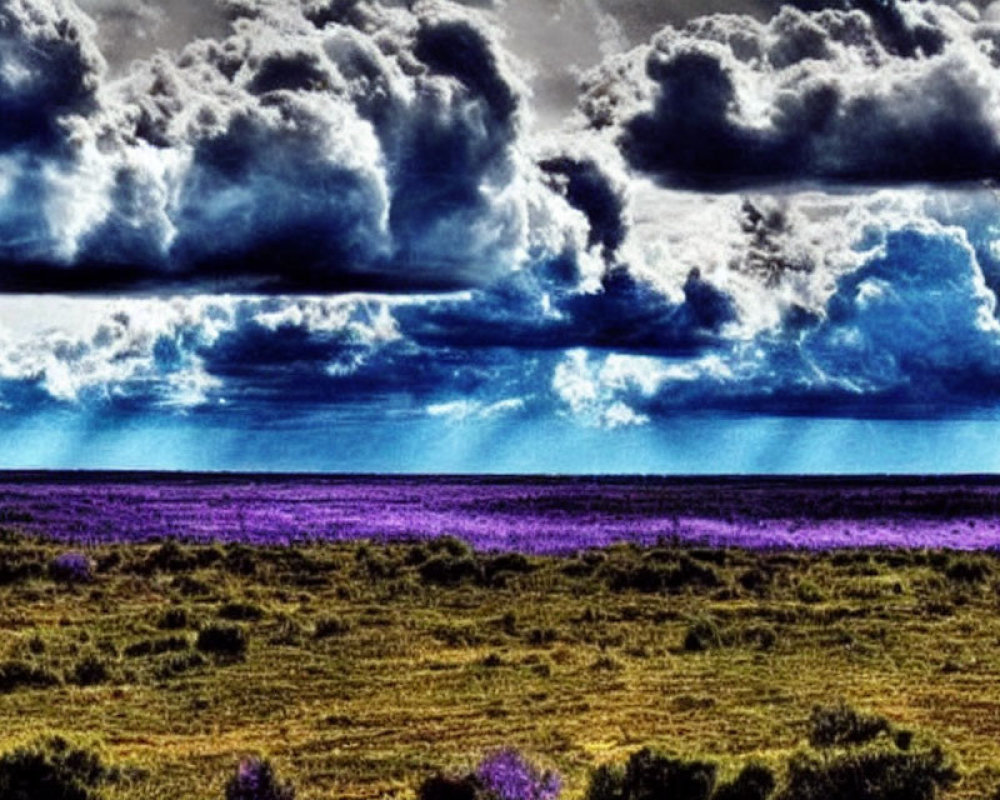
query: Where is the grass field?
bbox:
[1,533,1000,799]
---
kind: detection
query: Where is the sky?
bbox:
[4,0,1000,472]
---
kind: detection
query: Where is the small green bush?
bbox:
[713,763,776,800]
[218,602,264,621]
[0,736,108,800]
[157,608,189,630]
[777,746,958,800]
[419,555,483,586]
[0,660,61,693]
[196,625,248,659]
[314,617,351,639]
[68,655,109,687]
[808,703,892,749]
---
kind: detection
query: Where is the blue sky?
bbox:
[3,0,1000,472]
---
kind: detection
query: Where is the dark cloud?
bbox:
[583,0,1000,189]
[0,0,613,293]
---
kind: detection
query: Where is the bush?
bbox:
[0,554,43,585]
[144,541,197,573]
[944,557,991,584]
[796,581,824,604]
[588,748,716,800]
[419,555,483,586]
[586,764,625,800]
[777,746,958,800]
[196,625,248,659]
[683,618,724,652]
[314,617,351,639]
[0,736,108,800]
[158,608,189,630]
[48,553,94,584]
[475,748,562,800]
[123,636,190,658]
[418,774,480,800]
[224,757,295,800]
[0,660,61,693]
[713,763,776,800]
[152,651,206,680]
[808,703,892,749]
[219,602,264,622]
[68,655,109,687]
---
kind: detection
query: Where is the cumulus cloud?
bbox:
[580,0,1000,188]
[0,0,623,292]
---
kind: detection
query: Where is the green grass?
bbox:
[1,535,999,799]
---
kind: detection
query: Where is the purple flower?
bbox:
[224,757,295,800]
[475,749,562,800]
[48,552,93,583]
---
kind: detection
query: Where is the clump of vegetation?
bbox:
[683,617,724,652]
[196,624,248,659]
[587,748,717,800]
[157,608,190,630]
[944,557,991,584]
[776,746,958,800]
[0,660,61,693]
[218,601,265,621]
[123,636,190,658]
[152,651,206,680]
[418,773,480,800]
[224,757,295,800]
[48,552,94,584]
[712,763,776,800]
[314,616,351,639]
[68,655,110,687]
[475,748,562,800]
[419,555,483,586]
[808,703,893,749]
[0,736,109,800]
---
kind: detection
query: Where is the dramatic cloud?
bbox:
[0,0,613,292]
[7,0,1000,471]
[580,0,1000,188]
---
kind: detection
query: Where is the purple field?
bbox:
[2,473,1000,552]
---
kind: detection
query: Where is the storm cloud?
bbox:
[581,0,1000,188]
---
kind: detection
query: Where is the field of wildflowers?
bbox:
[1,524,1000,798]
[3,473,1000,551]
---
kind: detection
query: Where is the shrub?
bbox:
[713,763,776,800]
[196,625,248,659]
[475,748,562,800]
[224,757,295,800]
[419,555,483,586]
[621,749,716,800]
[418,774,480,800]
[808,703,892,749]
[429,536,474,558]
[796,581,824,604]
[144,541,196,573]
[158,608,189,630]
[314,616,351,639]
[123,636,190,658]
[0,736,108,800]
[0,553,43,585]
[944,558,991,584]
[586,764,625,800]
[219,602,264,622]
[683,618,724,652]
[0,660,61,693]
[777,746,958,800]
[68,655,109,687]
[152,651,206,680]
[48,553,94,584]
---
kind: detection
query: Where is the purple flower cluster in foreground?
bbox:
[225,758,295,800]
[3,476,1000,553]
[47,552,93,583]
[476,749,562,800]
